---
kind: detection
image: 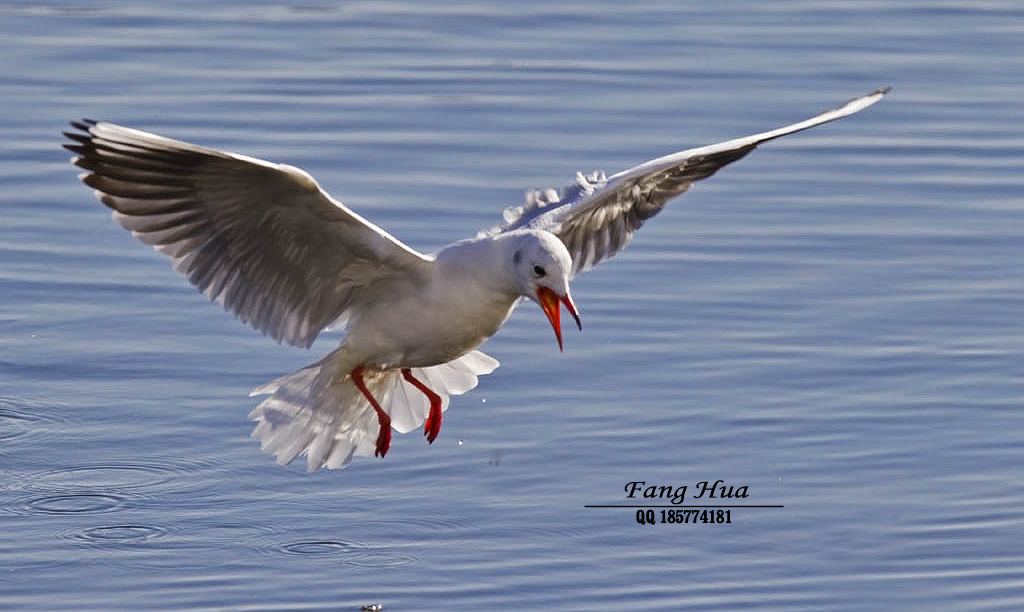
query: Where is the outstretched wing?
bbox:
[485,87,890,275]
[64,120,432,348]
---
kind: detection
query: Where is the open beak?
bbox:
[535,286,582,351]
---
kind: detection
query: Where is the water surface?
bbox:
[2,2,1023,610]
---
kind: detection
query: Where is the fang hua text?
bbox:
[624,480,749,505]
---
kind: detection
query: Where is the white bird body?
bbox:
[65,88,889,471]
[351,234,520,369]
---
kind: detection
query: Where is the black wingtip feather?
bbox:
[63,130,91,144]
[63,121,97,156]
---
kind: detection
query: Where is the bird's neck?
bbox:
[434,234,522,299]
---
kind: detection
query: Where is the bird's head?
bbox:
[510,231,581,351]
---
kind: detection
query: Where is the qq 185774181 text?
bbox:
[636,508,732,525]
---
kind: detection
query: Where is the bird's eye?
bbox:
[532,265,546,277]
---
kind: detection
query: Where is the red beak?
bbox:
[536,286,582,351]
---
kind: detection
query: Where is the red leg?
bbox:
[351,365,391,457]
[401,368,443,444]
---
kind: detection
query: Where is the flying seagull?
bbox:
[64,87,889,471]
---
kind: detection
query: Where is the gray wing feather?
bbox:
[64,120,431,348]
[486,87,890,276]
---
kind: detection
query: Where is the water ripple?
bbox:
[344,552,418,567]
[65,524,169,545]
[10,492,129,515]
[0,395,73,444]
[19,463,179,492]
[260,537,418,567]
[278,539,365,556]
[8,457,227,506]
[189,521,279,546]
[2,458,226,517]
[354,516,478,537]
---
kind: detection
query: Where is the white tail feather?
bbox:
[248,350,499,472]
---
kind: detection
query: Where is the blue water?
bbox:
[3,1,1024,610]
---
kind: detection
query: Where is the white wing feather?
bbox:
[486,87,890,275]
[64,120,432,348]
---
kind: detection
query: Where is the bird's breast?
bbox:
[348,275,518,370]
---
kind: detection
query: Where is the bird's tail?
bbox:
[247,349,500,472]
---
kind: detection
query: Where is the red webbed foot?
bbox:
[351,365,392,458]
[401,368,443,444]
[374,417,392,457]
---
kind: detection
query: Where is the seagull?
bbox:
[64,87,889,471]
